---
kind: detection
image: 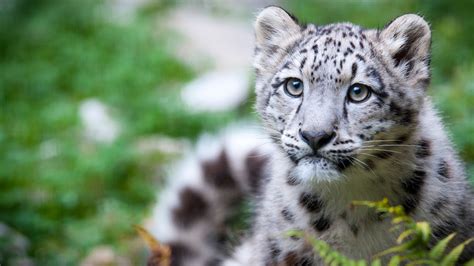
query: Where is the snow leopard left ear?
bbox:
[380,14,431,88]
[254,6,302,74]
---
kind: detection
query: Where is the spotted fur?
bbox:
[150,7,474,265]
[148,124,273,265]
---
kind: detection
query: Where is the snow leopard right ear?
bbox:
[379,14,431,88]
[254,6,302,74]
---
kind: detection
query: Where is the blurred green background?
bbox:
[0,0,472,265]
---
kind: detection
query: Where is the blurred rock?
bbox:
[107,0,151,22]
[165,6,253,70]
[0,222,33,266]
[136,135,190,155]
[80,246,131,266]
[79,99,121,144]
[39,139,59,159]
[181,70,249,112]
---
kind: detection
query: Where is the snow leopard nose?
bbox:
[299,129,335,152]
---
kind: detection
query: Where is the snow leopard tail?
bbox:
[146,124,272,266]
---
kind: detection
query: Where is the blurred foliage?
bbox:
[0,0,242,264]
[0,0,473,265]
[286,0,474,182]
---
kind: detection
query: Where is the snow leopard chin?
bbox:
[292,156,343,183]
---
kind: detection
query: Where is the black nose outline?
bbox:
[299,129,335,152]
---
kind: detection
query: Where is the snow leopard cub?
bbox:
[149,6,473,266]
[225,6,473,265]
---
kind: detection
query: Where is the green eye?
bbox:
[284,78,304,97]
[348,83,371,103]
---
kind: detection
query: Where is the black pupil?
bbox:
[353,86,362,95]
[291,80,301,90]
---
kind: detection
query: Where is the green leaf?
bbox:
[285,230,304,239]
[375,241,414,258]
[406,259,436,266]
[370,259,382,266]
[441,238,473,266]
[416,222,431,243]
[388,255,401,266]
[397,229,415,244]
[429,233,456,260]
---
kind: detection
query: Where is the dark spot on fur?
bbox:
[340,211,347,220]
[400,170,426,213]
[168,242,196,266]
[268,238,282,259]
[430,196,449,217]
[401,196,418,214]
[389,101,402,116]
[400,109,414,125]
[205,257,222,266]
[335,157,353,171]
[342,103,348,119]
[350,224,359,236]
[364,159,375,169]
[418,77,431,90]
[297,257,313,266]
[374,151,393,160]
[300,58,307,69]
[351,63,358,79]
[281,208,295,222]
[391,25,426,67]
[402,170,426,194]
[397,134,410,143]
[299,192,323,212]
[287,174,301,186]
[271,79,285,89]
[202,150,237,188]
[282,252,298,265]
[245,150,269,193]
[415,139,431,158]
[295,102,302,114]
[432,220,458,241]
[437,160,451,181]
[366,66,386,94]
[172,188,209,228]
[312,216,331,231]
[405,60,414,77]
[355,54,366,62]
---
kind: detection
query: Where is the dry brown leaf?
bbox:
[135,225,171,266]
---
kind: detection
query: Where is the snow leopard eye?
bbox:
[284,78,303,97]
[347,83,371,103]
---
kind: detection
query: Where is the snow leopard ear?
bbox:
[380,14,431,88]
[254,6,302,74]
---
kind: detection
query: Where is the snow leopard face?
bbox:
[253,7,431,182]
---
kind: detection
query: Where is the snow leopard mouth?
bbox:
[293,155,345,182]
[297,153,353,172]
